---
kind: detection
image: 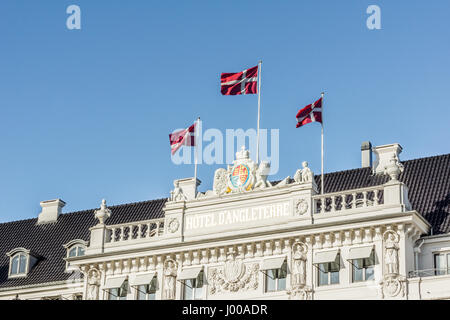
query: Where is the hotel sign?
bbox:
[184,201,291,231]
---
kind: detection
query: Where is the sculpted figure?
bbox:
[294,161,317,188]
[163,260,177,299]
[254,161,272,189]
[292,243,307,286]
[385,233,399,275]
[213,168,228,195]
[86,269,100,300]
[169,181,186,202]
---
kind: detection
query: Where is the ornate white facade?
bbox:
[1,142,450,300]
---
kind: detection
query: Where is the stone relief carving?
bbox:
[195,146,322,199]
[294,161,317,188]
[288,242,313,300]
[254,161,272,189]
[384,231,400,275]
[288,286,313,300]
[295,199,309,215]
[379,230,406,299]
[380,275,407,299]
[86,268,101,300]
[163,259,178,300]
[292,242,307,286]
[208,251,259,294]
[168,218,180,233]
[169,181,186,202]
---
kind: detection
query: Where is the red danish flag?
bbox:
[169,122,196,155]
[296,97,323,128]
[220,65,258,95]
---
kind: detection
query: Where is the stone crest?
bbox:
[208,251,259,294]
[168,218,180,233]
[295,199,309,215]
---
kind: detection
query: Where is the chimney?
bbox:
[361,141,372,168]
[372,143,403,174]
[37,199,66,224]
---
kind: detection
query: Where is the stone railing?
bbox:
[105,218,165,243]
[408,268,450,278]
[312,186,384,214]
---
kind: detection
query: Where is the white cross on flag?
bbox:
[169,122,196,155]
[220,65,258,95]
[296,97,323,128]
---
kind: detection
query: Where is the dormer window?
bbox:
[68,245,85,258]
[63,240,87,271]
[11,253,27,276]
[6,248,37,278]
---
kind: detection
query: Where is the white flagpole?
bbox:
[321,92,324,195]
[194,117,200,195]
[256,60,262,164]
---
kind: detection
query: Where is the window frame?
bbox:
[108,280,129,300]
[182,270,204,300]
[136,276,158,300]
[351,250,376,283]
[6,248,34,278]
[316,253,340,286]
[433,252,450,276]
[63,239,87,271]
[264,260,287,293]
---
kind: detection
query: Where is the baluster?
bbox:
[352,192,357,209]
[342,194,347,210]
[120,226,125,241]
[363,191,368,207]
[129,225,134,240]
[147,223,151,238]
[331,196,336,213]
[374,190,379,205]
[138,224,142,239]
[156,221,161,237]
[320,198,325,214]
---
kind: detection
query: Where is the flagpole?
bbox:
[321,92,324,195]
[194,117,200,196]
[256,60,262,164]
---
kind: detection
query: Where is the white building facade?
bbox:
[1,142,449,300]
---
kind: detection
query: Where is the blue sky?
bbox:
[0,1,449,222]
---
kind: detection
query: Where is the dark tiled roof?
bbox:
[0,154,449,290]
[313,154,450,234]
[0,199,166,289]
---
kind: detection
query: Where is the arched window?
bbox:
[6,248,36,278]
[68,245,85,258]
[11,253,27,275]
[63,239,87,271]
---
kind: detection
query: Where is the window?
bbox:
[68,245,85,258]
[137,276,157,300]
[108,280,129,300]
[183,270,204,300]
[434,253,450,275]
[352,250,375,282]
[7,248,36,278]
[63,240,87,271]
[10,253,28,276]
[265,261,287,292]
[318,254,340,286]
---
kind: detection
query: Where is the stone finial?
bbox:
[94,199,111,225]
[384,154,404,181]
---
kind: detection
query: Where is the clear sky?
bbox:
[0,1,449,222]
